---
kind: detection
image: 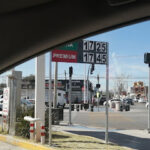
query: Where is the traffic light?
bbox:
[90,64,95,74]
[144,53,150,64]
[69,66,73,77]
[96,84,101,89]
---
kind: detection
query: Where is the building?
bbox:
[130,81,148,99]
[21,79,93,103]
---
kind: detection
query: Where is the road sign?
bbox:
[52,39,109,143]
[2,88,10,116]
[52,40,108,64]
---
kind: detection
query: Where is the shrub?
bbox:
[15,107,34,138]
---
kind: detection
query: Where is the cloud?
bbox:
[110,52,121,75]
[127,64,148,73]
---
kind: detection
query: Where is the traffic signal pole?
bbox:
[144,53,150,133]
[69,67,73,125]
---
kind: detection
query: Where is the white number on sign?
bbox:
[83,52,94,63]
[83,40,94,51]
[83,40,89,51]
[96,42,107,53]
[88,41,94,50]
[83,52,88,62]
[88,53,94,63]
[96,54,107,64]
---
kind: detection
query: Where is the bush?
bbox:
[15,107,34,139]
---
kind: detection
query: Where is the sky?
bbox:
[2,20,150,90]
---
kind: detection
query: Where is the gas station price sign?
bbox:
[52,40,108,64]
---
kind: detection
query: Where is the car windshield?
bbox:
[0,13,150,150]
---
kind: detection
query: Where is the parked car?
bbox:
[0,95,3,104]
[103,99,121,106]
[123,98,134,105]
[146,102,149,109]
[28,99,35,105]
[57,91,66,108]
[21,99,34,109]
[0,104,2,116]
[133,98,138,102]
[99,96,106,105]
[138,98,146,103]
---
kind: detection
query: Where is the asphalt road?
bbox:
[69,130,150,150]
[64,103,148,130]
[63,103,150,150]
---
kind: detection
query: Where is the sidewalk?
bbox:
[53,123,150,150]
[0,134,54,150]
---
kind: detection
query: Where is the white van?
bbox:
[45,89,66,107]
[57,90,66,107]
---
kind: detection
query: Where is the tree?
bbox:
[22,74,35,83]
[0,83,6,88]
[113,74,129,98]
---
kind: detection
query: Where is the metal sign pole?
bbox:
[69,74,72,125]
[105,45,109,144]
[49,52,52,145]
[84,64,86,103]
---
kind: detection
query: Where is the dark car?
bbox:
[0,104,2,116]
[123,98,134,105]
[99,96,106,105]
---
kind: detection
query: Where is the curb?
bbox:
[0,134,55,150]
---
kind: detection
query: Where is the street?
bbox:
[61,102,150,150]
[64,103,148,130]
[0,102,149,150]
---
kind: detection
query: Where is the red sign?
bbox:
[52,50,77,63]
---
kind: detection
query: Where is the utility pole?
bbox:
[53,62,58,108]
[69,66,73,125]
[8,70,22,136]
[105,44,109,144]
[49,52,52,145]
[35,55,45,142]
[64,70,68,97]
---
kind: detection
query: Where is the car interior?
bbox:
[0,0,150,72]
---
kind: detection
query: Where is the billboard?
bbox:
[2,88,10,116]
[52,40,108,64]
